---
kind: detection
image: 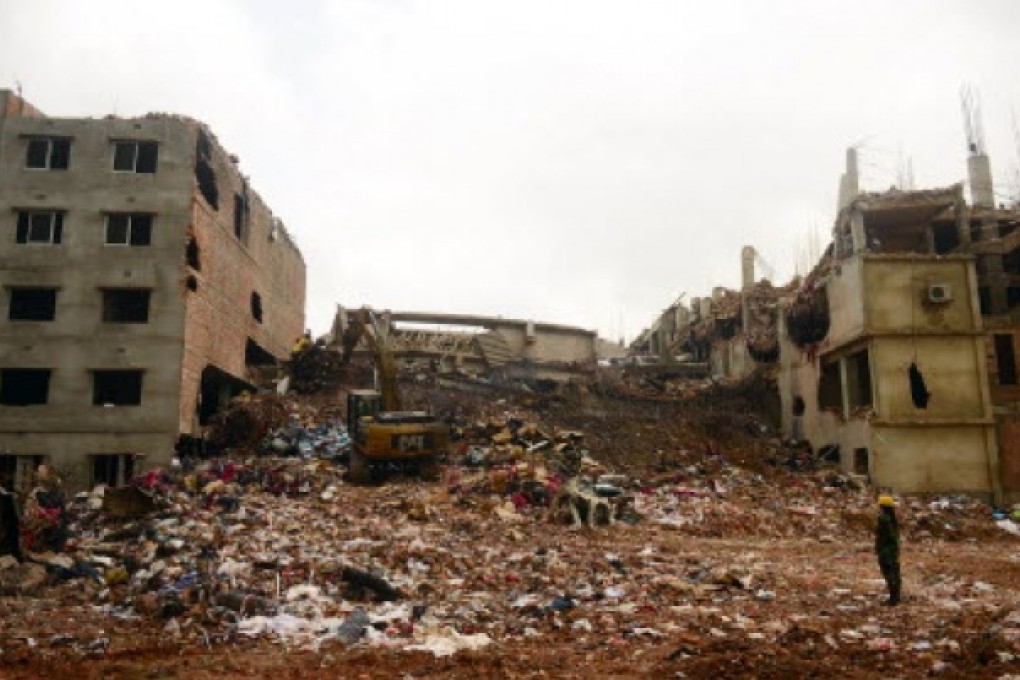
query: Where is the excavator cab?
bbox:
[347,389,382,442]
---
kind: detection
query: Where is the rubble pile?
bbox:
[1,380,1019,677]
[743,281,781,363]
[287,344,346,395]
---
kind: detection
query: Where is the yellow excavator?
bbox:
[340,309,448,483]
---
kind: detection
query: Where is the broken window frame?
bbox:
[111,140,159,174]
[90,454,137,487]
[8,287,58,322]
[104,213,153,246]
[0,369,52,406]
[24,137,71,171]
[92,370,144,406]
[15,210,64,245]
[101,288,151,324]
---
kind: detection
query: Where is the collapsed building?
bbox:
[330,306,598,384]
[632,246,788,381]
[0,90,306,490]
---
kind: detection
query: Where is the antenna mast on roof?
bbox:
[960,84,987,156]
[960,84,995,207]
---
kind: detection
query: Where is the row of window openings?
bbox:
[28,135,250,242]
[15,211,153,246]
[26,138,158,173]
[0,369,143,406]
[8,289,151,323]
[1,454,137,490]
[7,288,264,324]
[15,209,245,246]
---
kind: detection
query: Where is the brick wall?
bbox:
[178,125,305,432]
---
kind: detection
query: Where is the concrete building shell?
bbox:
[0,91,305,490]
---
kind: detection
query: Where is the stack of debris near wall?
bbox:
[287,344,346,394]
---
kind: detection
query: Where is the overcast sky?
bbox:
[2,1,1019,341]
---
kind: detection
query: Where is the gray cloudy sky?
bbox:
[2,1,1019,341]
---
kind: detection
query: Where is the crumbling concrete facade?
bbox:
[0,91,305,490]
[781,175,1015,500]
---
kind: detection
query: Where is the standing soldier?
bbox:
[875,494,901,605]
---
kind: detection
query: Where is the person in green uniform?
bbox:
[875,494,900,605]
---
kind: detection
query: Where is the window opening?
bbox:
[845,349,873,410]
[818,360,843,411]
[908,362,931,408]
[186,275,198,292]
[195,159,219,209]
[9,288,57,321]
[245,339,276,366]
[250,292,263,323]
[0,369,51,405]
[792,396,806,416]
[91,454,136,487]
[186,236,201,270]
[0,455,44,493]
[978,287,991,316]
[25,138,70,170]
[113,141,158,173]
[995,334,1018,386]
[105,213,152,246]
[853,448,870,476]
[15,211,63,244]
[92,370,143,406]
[102,289,150,323]
[198,365,250,426]
[233,193,248,239]
[931,223,960,254]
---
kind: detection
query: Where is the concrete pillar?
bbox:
[850,209,867,254]
[968,154,995,209]
[838,147,860,212]
[741,246,755,290]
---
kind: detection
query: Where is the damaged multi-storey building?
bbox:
[632,245,787,380]
[633,137,1019,501]
[0,90,305,490]
[781,142,1019,502]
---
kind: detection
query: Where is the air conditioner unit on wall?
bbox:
[927,283,952,304]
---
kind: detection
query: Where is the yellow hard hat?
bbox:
[877,494,897,507]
